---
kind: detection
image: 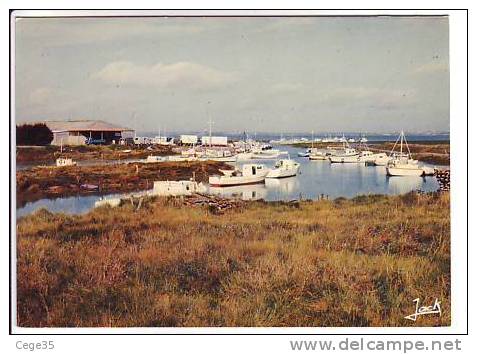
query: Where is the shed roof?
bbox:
[43,120,134,132]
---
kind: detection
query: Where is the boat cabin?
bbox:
[275,159,298,169]
[242,164,267,176]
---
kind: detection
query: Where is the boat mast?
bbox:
[400,130,403,156]
[208,116,212,148]
[311,130,314,149]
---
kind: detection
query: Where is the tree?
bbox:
[16,123,53,146]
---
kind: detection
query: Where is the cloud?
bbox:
[16,18,209,47]
[414,61,448,74]
[93,61,238,91]
[320,87,417,107]
[29,87,54,105]
[256,17,318,33]
[269,82,304,94]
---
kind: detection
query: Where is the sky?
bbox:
[14,16,449,134]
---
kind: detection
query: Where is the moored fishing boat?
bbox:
[386,161,425,176]
[367,153,391,166]
[309,150,328,160]
[236,152,253,160]
[266,159,300,178]
[209,164,270,187]
[329,147,360,163]
[252,151,281,159]
[385,131,430,176]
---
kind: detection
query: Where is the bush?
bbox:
[17,123,53,146]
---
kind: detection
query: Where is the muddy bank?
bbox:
[17,160,231,207]
[16,145,176,166]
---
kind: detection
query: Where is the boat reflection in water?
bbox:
[264,176,299,199]
[208,183,268,201]
[386,175,426,195]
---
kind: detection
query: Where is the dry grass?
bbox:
[16,192,450,327]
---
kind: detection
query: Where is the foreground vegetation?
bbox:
[17,193,450,327]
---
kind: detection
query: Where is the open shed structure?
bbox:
[44,120,135,145]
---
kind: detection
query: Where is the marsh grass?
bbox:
[16,193,450,327]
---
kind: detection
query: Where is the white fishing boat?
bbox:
[209,164,270,187]
[387,161,425,176]
[329,150,377,163]
[299,131,315,158]
[252,144,287,159]
[386,131,427,176]
[309,150,328,160]
[252,151,281,159]
[369,153,392,166]
[152,180,207,196]
[56,157,77,167]
[358,150,378,162]
[205,149,237,162]
[266,159,300,178]
[236,152,254,160]
[359,134,369,143]
[329,147,360,163]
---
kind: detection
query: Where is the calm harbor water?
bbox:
[16,145,441,218]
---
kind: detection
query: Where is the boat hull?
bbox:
[373,157,392,166]
[209,176,266,187]
[266,166,299,178]
[236,152,253,160]
[309,154,327,160]
[252,153,280,159]
[386,166,424,176]
[208,157,237,162]
[209,172,269,187]
[329,155,360,163]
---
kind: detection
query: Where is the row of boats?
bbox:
[145,142,289,163]
[298,131,434,177]
[270,134,368,145]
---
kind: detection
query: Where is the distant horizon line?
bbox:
[135,130,450,136]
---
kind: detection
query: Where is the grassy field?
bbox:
[16,192,450,327]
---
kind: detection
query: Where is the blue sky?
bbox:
[15,16,449,133]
